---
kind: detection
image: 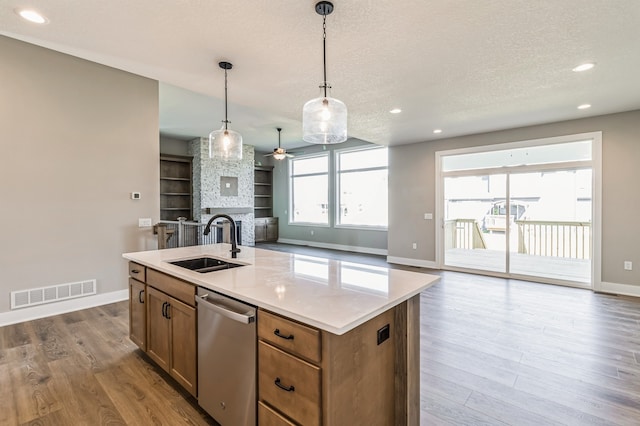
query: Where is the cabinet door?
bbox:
[266,219,279,242]
[129,278,146,351]
[255,223,267,242]
[146,287,171,372]
[168,297,197,397]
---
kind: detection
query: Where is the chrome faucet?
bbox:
[203,214,241,258]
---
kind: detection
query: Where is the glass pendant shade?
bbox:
[209,127,243,160]
[273,152,287,160]
[302,89,347,144]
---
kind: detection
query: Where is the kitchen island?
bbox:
[123,244,439,425]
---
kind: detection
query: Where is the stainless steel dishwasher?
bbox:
[195,287,256,426]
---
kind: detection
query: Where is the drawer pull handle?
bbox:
[274,377,295,392]
[138,290,144,304]
[274,329,294,340]
[131,269,140,274]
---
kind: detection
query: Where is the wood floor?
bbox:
[2,243,640,425]
[0,302,217,425]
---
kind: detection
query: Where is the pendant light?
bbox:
[209,61,243,160]
[302,1,347,144]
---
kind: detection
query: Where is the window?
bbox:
[290,154,329,225]
[336,147,388,228]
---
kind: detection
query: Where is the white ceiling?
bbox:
[2,1,640,152]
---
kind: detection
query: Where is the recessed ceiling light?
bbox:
[16,9,48,24]
[433,129,443,134]
[389,108,402,114]
[577,104,591,110]
[572,63,595,72]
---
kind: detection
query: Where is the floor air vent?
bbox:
[11,279,97,310]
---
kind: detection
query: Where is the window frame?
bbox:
[334,145,389,230]
[288,152,330,227]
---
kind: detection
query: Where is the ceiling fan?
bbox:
[264,128,294,160]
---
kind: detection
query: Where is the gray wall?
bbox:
[160,135,190,156]
[0,36,159,313]
[388,109,640,287]
[272,139,388,252]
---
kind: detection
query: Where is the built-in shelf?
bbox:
[160,177,190,181]
[160,155,193,221]
[254,166,277,241]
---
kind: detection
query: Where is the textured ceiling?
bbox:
[2,0,640,152]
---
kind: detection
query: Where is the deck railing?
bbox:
[445,219,487,250]
[446,218,591,260]
[516,220,591,260]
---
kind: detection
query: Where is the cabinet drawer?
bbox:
[258,310,321,363]
[129,262,146,282]
[259,341,321,426]
[258,401,296,426]
[146,268,195,307]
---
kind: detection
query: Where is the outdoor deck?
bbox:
[445,248,591,284]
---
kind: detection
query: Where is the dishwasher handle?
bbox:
[195,294,255,324]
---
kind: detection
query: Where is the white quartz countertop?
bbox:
[123,244,439,335]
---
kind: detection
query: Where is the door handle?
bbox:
[274,377,295,392]
[161,301,167,318]
[165,303,171,319]
[138,290,144,304]
[274,329,294,340]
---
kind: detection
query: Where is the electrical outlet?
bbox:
[138,218,152,227]
[412,242,417,250]
[310,230,314,236]
[624,261,633,271]
[424,213,433,220]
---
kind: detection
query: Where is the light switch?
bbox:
[424,213,433,220]
[138,218,152,227]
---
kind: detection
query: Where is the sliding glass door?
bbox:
[439,136,598,287]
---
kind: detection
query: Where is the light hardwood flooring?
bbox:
[2,243,640,425]
[0,302,216,425]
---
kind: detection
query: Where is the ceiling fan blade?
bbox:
[263,152,274,157]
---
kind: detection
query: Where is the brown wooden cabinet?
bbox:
[255,217,279,243]
[146,286,172,371]
[257,308,397,425]
[146,272,197,397]
[128,267,147,351]
[127,262,197,398]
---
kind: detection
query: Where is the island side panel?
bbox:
[394,293,420,426]
[322,307,396,425]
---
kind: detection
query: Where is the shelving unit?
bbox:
[254,166,278,242]
[160,155,193,221]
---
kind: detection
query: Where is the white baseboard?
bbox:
[386,256,439,269]
[598,281,640,298]
[0,289,129,327]
[276,238,388,256]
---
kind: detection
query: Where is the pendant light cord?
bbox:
[322,14,328,97]
[223,67,229,130]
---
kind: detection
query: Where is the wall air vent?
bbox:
[10,279,97,310]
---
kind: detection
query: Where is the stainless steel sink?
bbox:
[169,257,244,273]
